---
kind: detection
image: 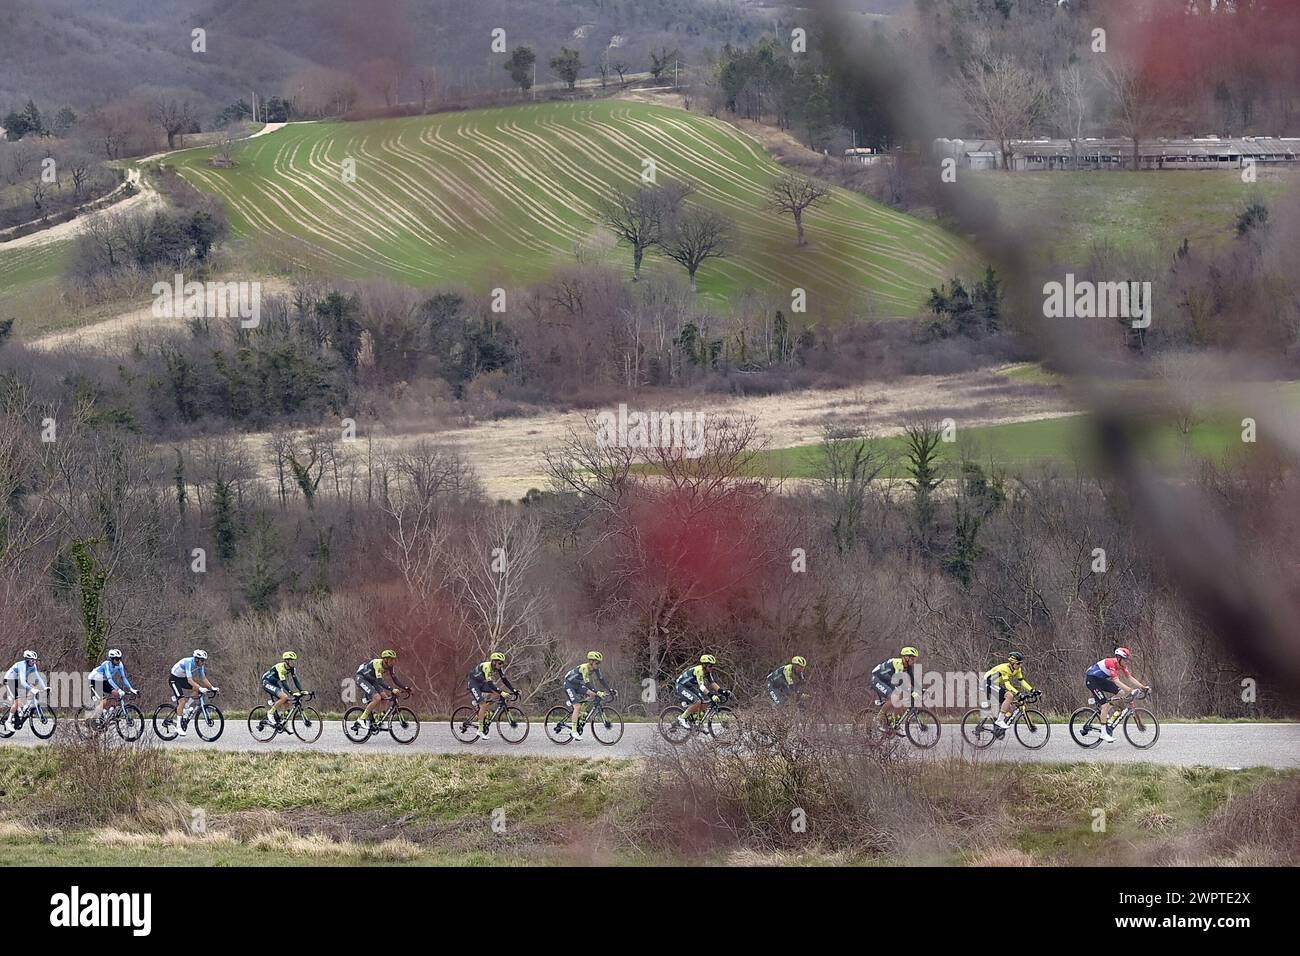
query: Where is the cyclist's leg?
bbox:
[5,678,19,720]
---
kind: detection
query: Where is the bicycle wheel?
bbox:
[1123,708,1160,749]
[588,706,625,746]
[904,708,941,749]
[544,705,574,744]
[1014,710,1051,750]
[707,707,738,740]
[194,703,224,742]
[343,707,371,744]
[657,705,690,744]
[497,706,529,744]
[29,706,57,740]
[450,705,480,744]
[247,706,277,742]
[116,704,145,742]
[153,704,179,741]
[388,707,420,744]
[293,707,324,743]
[961,709,998,750]
[1068,707,1103,748]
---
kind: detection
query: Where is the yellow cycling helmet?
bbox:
[381,649,397,659]
[900,646,919,658]
[699,654,718,665]
[587,651,603,662]
[490,651,508,663]
[281,651,298,661]
[792,655,808,668]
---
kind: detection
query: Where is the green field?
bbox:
[753,411,1268,480]
[969,167,1295,265]
[168,101,973,316]
[0,238,70,316]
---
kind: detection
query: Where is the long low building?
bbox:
[934,136,1300,171]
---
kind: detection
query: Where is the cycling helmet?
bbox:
[193,649,208,661]
[900,646,919,658]
[107,648,123,660]
[490,652,508,663]
[281,651,298,661]
[587,651,603,662]
[699,654,718,665]
[1008,651,1024,663]
[1114,647,1132,660]
[381,649,397,659]
[22,650,37,662]
[791,656,808,668]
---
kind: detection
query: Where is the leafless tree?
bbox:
[957,54,1049,171]
[768,172,831,246]
[815,425,891,555]
[1056,63,1093,170]
[148,94,196,150]
[600,181,694,280]
[657,205,734,291]
[1097,53,1163,172]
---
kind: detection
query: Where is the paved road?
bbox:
[3,720,1298,767]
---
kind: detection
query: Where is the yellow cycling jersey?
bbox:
[983,662,1032,691]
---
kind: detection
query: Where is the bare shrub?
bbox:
[35,728,175,829]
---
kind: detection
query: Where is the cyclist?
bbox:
[259,652,305,731]
[767,655,809,707]
[352,650,411,734]
[469,651,517,740]
[564,651,613,742]
[4,650,47,732]
[88,648,138,722]
[1086,647,1150,743]
[871,647,920,732]
[169,649,217,737]
[675,654,724,728]
[983,651,1034,729]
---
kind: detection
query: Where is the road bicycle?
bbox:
[345,688,420,744]
[153,688,225,742]
[657,689,737,744]
[1069,687,1158,749]
[249,690,323,743]
[858,699,942,749]
[451,691,529,744]
[74,690,144,741]
[544,688,624,745]
[0,689,57,740]
[961,690,1050,750]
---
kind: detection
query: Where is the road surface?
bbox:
[3,720,1297,767]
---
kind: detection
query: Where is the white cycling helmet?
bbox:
[1113,646,1132,660]
[193,649,208,660]
[107,648,123,660]
[22,650,37,661]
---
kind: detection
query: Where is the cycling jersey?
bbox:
[170,657,206,680]
[983,662,1032,692]
[262,662,303,693]
[5,660,47,691]
[768,664,805,688]
[470,661,514,690]
[676,665,714,690]
[90,660,135,693]
[564,662,609,690]
[1087,657,1131,681]
[871,657,915,700]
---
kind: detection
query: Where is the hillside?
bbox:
[168,100,972,316]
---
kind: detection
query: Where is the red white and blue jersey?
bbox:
[1087,657,1130,680]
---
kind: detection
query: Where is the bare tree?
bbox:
[815,425,891,555]
[957,54,1048,171]
[1056,63,1093,170]
[148,94,196,150]
[1097,54,1163,172]
[657,205,734,291]
[600,181,694,280]
[768,172,831,246]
